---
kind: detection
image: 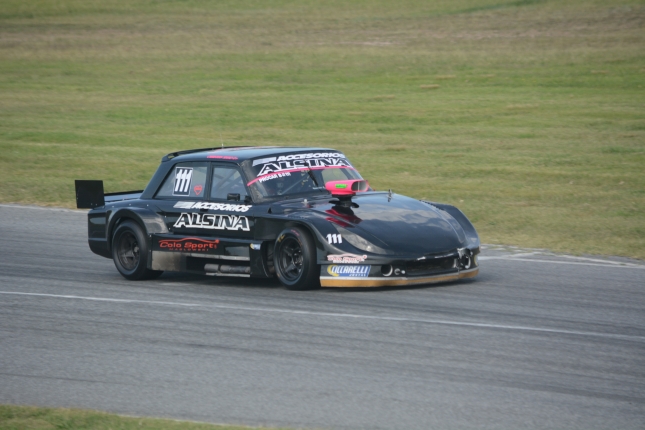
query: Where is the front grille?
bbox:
[406,256,457,277]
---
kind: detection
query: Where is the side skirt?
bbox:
[149,234,272,278]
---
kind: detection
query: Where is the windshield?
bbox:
[245,151,363,201]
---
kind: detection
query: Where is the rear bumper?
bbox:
[320,267,478,288]
[89,238,111,259]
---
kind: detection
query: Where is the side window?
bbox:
[211,165,247,201]
[155,163,208,199]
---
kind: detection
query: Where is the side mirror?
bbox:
[227,193,241,201]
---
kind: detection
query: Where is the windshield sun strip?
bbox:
[246,165,357,186]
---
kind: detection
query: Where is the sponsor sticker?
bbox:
[207,155,238,160]
[173,213,250,231]
[327,253,368,263]
[248,152,354,185]
[276,152,344,162]
[327,265,370,277]
[252,153,344,166]
[252,156,277,166]
[173,167,193,196]
[258,172,291,183]
[193,184,203,196]
[173,201,251,212]
[257,156,351,177]
[158,238,219,252]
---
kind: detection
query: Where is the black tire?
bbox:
[273,226,320,290]
[112,220,163,281]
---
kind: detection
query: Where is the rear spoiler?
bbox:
[75,180,143,209]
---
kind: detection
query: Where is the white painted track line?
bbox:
[1,291,643,342]
[478,256,645,269]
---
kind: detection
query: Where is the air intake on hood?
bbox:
[326,180,369,207]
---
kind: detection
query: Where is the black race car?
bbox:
[76,146,479,289]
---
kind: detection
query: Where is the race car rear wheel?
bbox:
[112,220,163,281]
[274,227,320,290]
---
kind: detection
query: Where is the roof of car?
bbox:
[162,146,341,164]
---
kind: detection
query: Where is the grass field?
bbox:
[0,405,279,430]
[1,0,643,258]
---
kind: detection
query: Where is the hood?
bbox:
[300,192,471,256]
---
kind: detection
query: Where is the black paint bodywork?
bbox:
[79,146,480,286]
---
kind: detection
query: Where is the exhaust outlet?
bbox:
[204,263,219,273]
[219,265,251,274]
[205,263,251,275]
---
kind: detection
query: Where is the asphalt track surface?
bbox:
[1,204,644,429]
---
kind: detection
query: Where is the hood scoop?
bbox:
[325,179,369,208]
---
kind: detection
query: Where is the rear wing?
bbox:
[75,180,143,209]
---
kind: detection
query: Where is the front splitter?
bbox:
[320,267,478,288]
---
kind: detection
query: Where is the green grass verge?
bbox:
[1,0,643,258]
[0,405,282,430]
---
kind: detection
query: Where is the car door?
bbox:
[153,161,255,236]
[155,161,256,260]
[198,163,255,241]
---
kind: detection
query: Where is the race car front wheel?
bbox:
[112,220,163,281]
[274,227,320,290]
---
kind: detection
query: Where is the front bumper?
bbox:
[320,266,479,288]
[319,246,479,288]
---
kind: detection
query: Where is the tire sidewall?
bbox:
[274,226,320,290]
[112,220,151,280]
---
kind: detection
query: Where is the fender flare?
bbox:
[428,202,480,249]
[281,219,338,263]
[106,207,168,254]
[260,217,327,261]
